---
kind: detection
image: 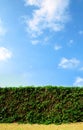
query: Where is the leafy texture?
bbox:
[0,86,83,124]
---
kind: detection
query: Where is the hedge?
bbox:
[0,86,83,124]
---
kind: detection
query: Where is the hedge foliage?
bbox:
[0,86,83,124]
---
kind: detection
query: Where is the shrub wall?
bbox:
[0,86,83,124]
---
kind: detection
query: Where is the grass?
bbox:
[0,122,83,130]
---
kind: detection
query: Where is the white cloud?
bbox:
[31,40,40,45]
[0,47,12,61]
[54,44,62,50]
[73,77,83,86]
[59,57,80,69]
[0,19,6,36]
[24,0,41,6]
[24,0,70,37]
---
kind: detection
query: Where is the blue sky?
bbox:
[0,0,83,87]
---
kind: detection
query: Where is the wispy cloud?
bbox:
[79,67,83,71]
[73,77,83,86]
[31,36,51,45]
[0,47,12,61]
[54,44,62,50]
[79,30,83,35]
[31,40,40,45]
[0,18,6,36]
[24,0,70,37]
[58,57,80,69]
[67,39,74,47]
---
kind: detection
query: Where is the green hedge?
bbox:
[0,86,83,124]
